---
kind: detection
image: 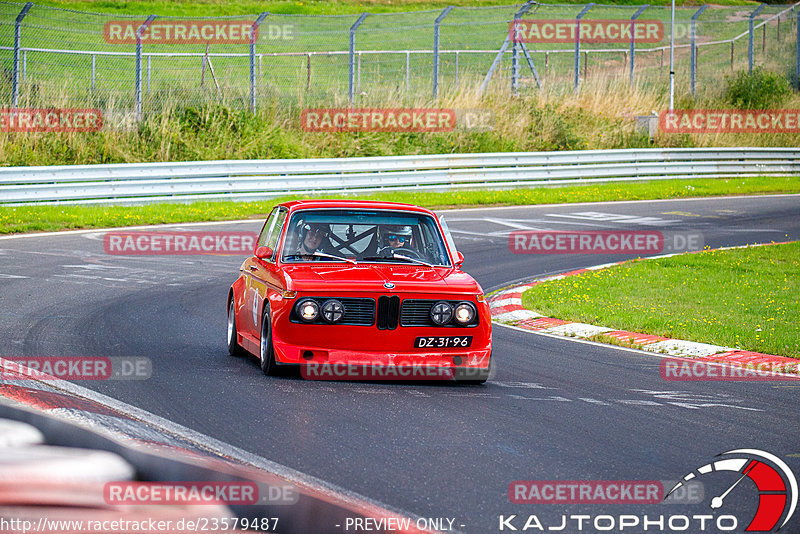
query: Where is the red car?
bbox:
[227,200,491,383]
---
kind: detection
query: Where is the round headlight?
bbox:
[321,299,345,323]
[430,301,453,326]
[296,299,319,322]
[454,302,476,325]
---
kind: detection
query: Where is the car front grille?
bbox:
[376,295,400,330]
[400,299,479,327]
[290,297,374,326]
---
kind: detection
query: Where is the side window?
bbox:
[266,209,287,251]
[257,208,279,248]
[436,213,458,261]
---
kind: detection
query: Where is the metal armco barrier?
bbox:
[0,148,798,205]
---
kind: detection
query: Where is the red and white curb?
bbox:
[488,247,799,375]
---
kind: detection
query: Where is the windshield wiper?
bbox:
[363,254,433,268]
[284,252,357,264]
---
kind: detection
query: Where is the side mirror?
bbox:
[255,246,273,260]
[455,251,465,268]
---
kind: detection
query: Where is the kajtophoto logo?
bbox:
[666,449,797,532]
[499,450,796,531]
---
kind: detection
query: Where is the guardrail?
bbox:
[1,147,798,205]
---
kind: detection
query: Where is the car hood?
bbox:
[282,264,481,295]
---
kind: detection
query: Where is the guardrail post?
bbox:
[349,13,369,103]
[690,5,707,96]
[749,4,765,73]
[12,3,33,108]
[135,15,157,123]
[629,5,648,89]
[250,12,268,114]
[511,1,535,94]
[433,6,454,99]
[574,4,594,91]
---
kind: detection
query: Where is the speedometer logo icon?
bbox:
[666,449,798,531]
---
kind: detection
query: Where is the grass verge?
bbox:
[520,242,800,358]
[35,0,759,17]
[1,176,799,235]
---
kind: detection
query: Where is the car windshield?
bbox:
[281,209,452,266]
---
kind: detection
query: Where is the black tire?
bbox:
[227,297,245,357]
[259,303,278,376]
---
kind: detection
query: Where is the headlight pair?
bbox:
[296,298,344,324]
[430,301,476,326]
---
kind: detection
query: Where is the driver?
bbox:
[297,222,330,255]
[379,225,413,256]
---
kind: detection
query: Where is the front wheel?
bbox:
[227,298,245,357]
[259,304,278,376]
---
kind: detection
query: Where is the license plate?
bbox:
[414,336,473,349]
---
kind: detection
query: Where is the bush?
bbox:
[724,68,792,109]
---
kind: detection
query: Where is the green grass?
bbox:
[520,242,800,358]
[1,176,798,234]
[30,0,764,17]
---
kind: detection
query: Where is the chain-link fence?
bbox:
[1,1,799,123]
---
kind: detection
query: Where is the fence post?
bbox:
[406,51,410,90]
[796,10,800,90]
[749,4,765,74]
[629,5,649,88]
[433,5,454,99]
[306,53,312,91]
[11,2,33,108]
[91,54,96,93]
[135,15,157,123]
[479,1,533,95]
[349,13,369,103]
[511,1,535,94]
[22,50,26,83]
[574,4,594,91]
[249,12,268,115]
[690,5,708,96]
[454,51,459,86]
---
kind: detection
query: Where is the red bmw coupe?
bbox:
[227,200,491,383]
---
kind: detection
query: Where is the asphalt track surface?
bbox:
[1,195,799,533]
